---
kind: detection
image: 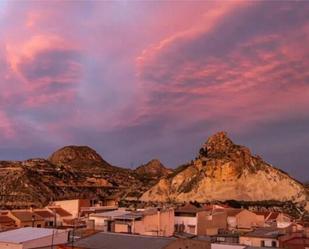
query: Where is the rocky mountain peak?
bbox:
[141,131,307,207]
[204,131,234,155]
[135,159,172,178]
[199,132,251,159]
[48,145,104,166]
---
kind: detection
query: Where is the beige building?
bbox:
[8,210,45,228]
[89,209,130,231]
[239,227,284,247]
[200,209,227,235]
[52,199,91,218]
[226,209,264,230]
[174,204,208,235]
[117,208,175,237]
[47,206,72,227]
[0,215,16,231]
[90,208,174,237]
[33,209,55,227]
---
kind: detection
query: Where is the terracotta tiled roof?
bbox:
[0,215,15,223]
[267,212,280,220]
[225,208,243,217]
[34,210,54,218]
[253,211,271,219]
[49,207,72,217]
[175,204,205,214]
[11,211,44,222]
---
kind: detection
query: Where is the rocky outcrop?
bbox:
[141,132,307,207]
[48,145,114,170]
[0,147,158,209]
[134,159,172,179]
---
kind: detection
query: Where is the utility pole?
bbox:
[71,218,76,249]
[51,209,56,249]
[31,215,35,227]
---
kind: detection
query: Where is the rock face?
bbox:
[49,146,105,165]
[0,158,114,208]
[141,132,307,206]
[0,147,157,209]
[134,159,172,179]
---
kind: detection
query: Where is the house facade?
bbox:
[239,228,284,247]
[0,215,16,231]
[52,199,91,218]
[47,206,72,227]
[8,210,45,228]
[174,204,208,235]
[227,209,265,231]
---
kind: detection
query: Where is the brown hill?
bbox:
[134,159,172,179]
[49,145,105,164]
[0,147,155,209]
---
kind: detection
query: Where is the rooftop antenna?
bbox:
[50,208,56,249]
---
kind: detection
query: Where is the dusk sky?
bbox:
[0,1,308,182]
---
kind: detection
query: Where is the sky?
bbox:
[0,1,308,182]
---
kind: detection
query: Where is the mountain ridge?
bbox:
[0,132,307,212]
[141,132,308,209]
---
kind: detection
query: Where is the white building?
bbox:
[0,227,69,249]
[89,209,130,231]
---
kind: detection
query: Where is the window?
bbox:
[37,224,41,228]
[261,240,265,247]
[272,241,277,247]
[188,225,196,234]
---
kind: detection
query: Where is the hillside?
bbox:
[141,132,308,209]
[0,146,156,209]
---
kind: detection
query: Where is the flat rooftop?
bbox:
[89,210,131,218]
[0,227,66,244]
[242,228,284,239]
[74,232,175,249]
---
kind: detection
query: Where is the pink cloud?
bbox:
[0,111,16,139]
[135,2,309,134]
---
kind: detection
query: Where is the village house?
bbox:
[89,209,130,231]
[174,204,209,235]
[239,227,285,247]
[113,208,175,237]
[52,199,92,218]
[90,208,174,237]
[268,213,292,228]
[254,211,292,229]
[277,222,309,249]
[279,231,309,249]
[52,198,119,219]
[7,210,45,228]
[47,206,73,227]
[33,208,56,227]
[201,209,227,235]
[0,214,16,231]
[226,209,265,231]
